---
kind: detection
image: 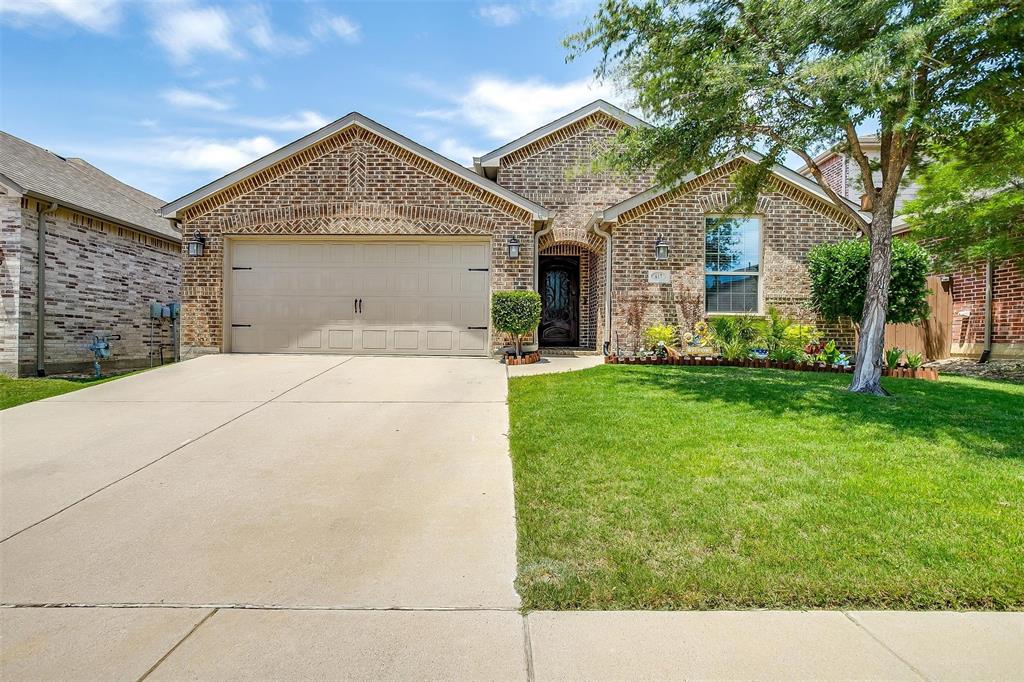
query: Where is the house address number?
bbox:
[648,270,671,284]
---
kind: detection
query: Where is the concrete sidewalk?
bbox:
[3,607,1021,680]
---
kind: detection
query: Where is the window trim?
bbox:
[703,213,764,316]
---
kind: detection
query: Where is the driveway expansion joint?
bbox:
[0,356,353,545]
[841,610,932,682]
[137,608,218,682]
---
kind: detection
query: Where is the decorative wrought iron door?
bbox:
[539,256,579,346]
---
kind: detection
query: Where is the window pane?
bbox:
[705,274,759,313]
[705,217,760,273]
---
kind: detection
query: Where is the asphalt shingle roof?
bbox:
[0,131,180,241]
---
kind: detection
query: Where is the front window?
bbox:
[704,216,761,313]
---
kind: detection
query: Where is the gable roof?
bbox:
[595,149,869,225]
[160,112,550,222]
[474,99,650,176]
[0,131,179,241]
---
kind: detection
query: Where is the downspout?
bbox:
[592,221,613,355]
[979,256,994,363]
[36,201,58,377]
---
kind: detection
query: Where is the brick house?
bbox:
[1,132,181,376]
[803,138,1023,359]
[161,100,864,359]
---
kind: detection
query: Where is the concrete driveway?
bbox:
[1,354,524,679]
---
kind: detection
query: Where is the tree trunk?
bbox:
[849,210,894,396]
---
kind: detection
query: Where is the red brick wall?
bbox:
[950,257,1024,357]
[497,112,653,348]
[607,161,860,353]
[178,126,535,354]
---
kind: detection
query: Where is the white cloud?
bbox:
[436,138,483,166]
[311,13,360,43]
[249,74,267,90]
[150,4,241,64]
[64,134,279,177]
[161,88,231,111]
[419,75,619,141]
[0,0,121,33]
[233,110,331,132]
[164,135,278,172]
[477,4,521,26]
[245,4,311,54]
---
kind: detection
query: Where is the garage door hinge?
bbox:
[232,266,253,270]
[467,326,488,330]
[467,267,489,272]
[231,324,252,328]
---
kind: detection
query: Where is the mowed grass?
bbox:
[509,365,1024,610]
[0,372,133,410]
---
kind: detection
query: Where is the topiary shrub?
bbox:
[808,238,931,325]
[491,290,542,357]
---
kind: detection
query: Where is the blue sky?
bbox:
[0,0,618,201]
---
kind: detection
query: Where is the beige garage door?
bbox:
[228,239,490,355]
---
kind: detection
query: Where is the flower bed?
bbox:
[505,351,541,366]
[605,354,939,380]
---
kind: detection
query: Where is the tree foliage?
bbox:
[491,291,542,357]
[903,121,1024,268]
[808,239,931,325]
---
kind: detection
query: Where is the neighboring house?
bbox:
[0,132,181,376]
[161,100,863,359]
[801,138,1023,359]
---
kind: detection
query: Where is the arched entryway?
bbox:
[537,240,605,350]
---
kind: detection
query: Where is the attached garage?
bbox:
[228,238,491,355]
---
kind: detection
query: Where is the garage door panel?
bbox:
[229,240,490,356]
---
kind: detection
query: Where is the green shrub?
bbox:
[783,324,821,350]
[754,307,792,353]
[807,239,931,324]
[769,345,803,362]
[644,324,677,351]
[885,347,905,369]
[491,290,542,357]
[906,351,923,369]
[718,337,751,360]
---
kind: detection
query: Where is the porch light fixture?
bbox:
[507,236,521,259]
[654,236,669,261]
[186,230,206,257]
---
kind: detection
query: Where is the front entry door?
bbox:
[539,256,579,346]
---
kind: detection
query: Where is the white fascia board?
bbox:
[161,112,550,221]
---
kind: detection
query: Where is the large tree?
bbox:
[568,0,1023,394]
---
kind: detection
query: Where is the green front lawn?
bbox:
[0,372,133,410]
[509,366,1024,610]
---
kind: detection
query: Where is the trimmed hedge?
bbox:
[492,290,542,357]
[807,238,931,325]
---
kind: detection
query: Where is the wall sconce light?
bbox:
[654,236,669,261]
[507,236,521,259]
[186,230,206,257]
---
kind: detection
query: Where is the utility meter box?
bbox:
[150,301,163,319]
[169,302,181,319]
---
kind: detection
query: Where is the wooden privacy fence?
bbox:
[858,275,953,360]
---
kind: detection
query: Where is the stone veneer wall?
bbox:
[1,195,180,376]
[177,127,535,355]
[607,163,861,354]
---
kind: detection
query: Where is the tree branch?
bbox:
[845,121,877,210]
[783,140,871,232]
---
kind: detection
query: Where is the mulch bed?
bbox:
[606,355,939,380]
